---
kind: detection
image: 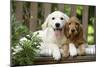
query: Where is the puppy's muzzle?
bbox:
[71,29,75,33]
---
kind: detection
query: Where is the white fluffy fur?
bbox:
[69,43,77,57]
[34,11,69,60]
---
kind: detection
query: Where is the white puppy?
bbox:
[35,11,69,60]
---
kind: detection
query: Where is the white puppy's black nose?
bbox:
[55,23,60,27]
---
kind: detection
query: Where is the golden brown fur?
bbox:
[60,42,69,57]
[64,16,86,56]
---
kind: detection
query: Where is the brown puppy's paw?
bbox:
[78,44,86,56]
[78,50,85,56]
[62,52,69,57]
[60,44,69,58]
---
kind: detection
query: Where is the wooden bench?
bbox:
[34,54,96,65]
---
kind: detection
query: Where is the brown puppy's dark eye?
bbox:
[60,17,64,20]
[76,23,79,25]
[69,23,71,25]
[52,17,55,20]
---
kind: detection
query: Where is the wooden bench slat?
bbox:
[34,55,96,65]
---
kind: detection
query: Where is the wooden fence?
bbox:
[13,1,96,65]
[14,1,96,41]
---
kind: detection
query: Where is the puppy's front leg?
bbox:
[60,44,69,57]
[52,45,61,60]
[69,43,77,57]
[77,44,85,56]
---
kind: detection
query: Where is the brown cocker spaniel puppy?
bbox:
[64,16,86,56]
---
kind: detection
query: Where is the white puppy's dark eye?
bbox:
[52,17,55,20]
[60,17,64,20]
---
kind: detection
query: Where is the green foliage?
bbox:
[88,25,94,34]
[87,35,94,45]
[11,14,42,65]
[87,24,95,45]
[11,14,29,47]
[87,17,95,45]
[64,5,71,16]
[12,33,42,65]
[76,6,83,16]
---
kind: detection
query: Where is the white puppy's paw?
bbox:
[40,48,52,56]
[52,49,61,60]
[69,43,77,57]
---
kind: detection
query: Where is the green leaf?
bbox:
[88,25,94,34]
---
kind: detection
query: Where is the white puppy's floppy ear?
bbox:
[42,14,50,30]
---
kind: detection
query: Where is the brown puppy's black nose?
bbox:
[71,29,75,32]
[55,23,60,27]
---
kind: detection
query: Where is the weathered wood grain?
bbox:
[34,55,96,65]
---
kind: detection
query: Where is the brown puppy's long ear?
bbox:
[64,22,69,38]
[79,24,83,38]
[78,24,85,43]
